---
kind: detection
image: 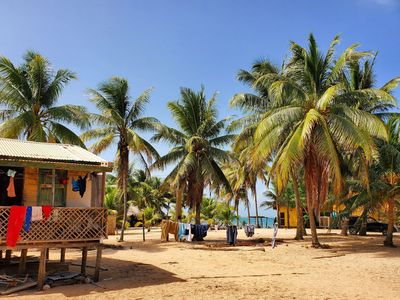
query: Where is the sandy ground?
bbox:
[6,227,400,300]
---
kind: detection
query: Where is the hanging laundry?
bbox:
[185,223,192,242]
[72,175,88,197]
[72,178,80,192]
[178,222,186,241]
[6,206,27,247]
[24,206,32,232]
[161,220,179,242]
[272,218,278,249]
[244,224,255,237]
[226,225,238,245]
[6,169,16,198]
[42,205,53,220]
[78,175,87,197]
[31,206,43,221]
[191,224,208,241]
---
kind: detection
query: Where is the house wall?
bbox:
[23,168,39,206]
[277,207,297,228]
[66,170,92,208]
[21,168,94,207]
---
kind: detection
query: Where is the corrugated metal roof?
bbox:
[0,138,110,168]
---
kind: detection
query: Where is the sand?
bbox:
[7,228,400,300]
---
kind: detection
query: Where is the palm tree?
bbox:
[81,77,159,241]
[0,51,89,145]
[251,34,395,247]
[152,87,233,224]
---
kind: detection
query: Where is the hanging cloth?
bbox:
[6,169,17,198]
[78,175,88,197]
[42,205,53,220]
[31,206,43,221]
[72,178,79,192]
[24,206,33,232]
[6,206,27,247]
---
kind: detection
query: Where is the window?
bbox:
[38,169,67,207]
[280,212,285,226]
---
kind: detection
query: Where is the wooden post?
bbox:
[18,249,28,274]
[81,247,88,275]
[38,248,47,290]
[46,248,50,260]
[0,250,2,259]
[94,245,102,282]
[60,248,66,263]
[5,250,12,264]
[101,172,106,207]
[142,213,145,242]
[52,169,56,206]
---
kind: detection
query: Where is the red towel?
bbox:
[6,206,27,247]
[42,205,53,220]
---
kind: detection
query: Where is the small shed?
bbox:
[0,138,113,288]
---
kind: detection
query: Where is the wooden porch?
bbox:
[0,207,108,289]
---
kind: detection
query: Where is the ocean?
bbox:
[238,216,274,228]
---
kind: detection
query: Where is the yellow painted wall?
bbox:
[278,207,297,228]
[66,170,92,208]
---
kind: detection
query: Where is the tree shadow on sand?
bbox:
[11,256,185,298]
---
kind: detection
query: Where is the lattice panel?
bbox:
[0,207,107,244]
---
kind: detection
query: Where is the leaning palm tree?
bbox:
[81,77,159,241]
[252,34,396,247]
[0,51,89,145]
[152,87,233,224]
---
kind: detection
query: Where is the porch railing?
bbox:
[0,207,107,245]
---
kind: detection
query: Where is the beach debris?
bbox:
[45,271,84,288]
[0,274,37,295]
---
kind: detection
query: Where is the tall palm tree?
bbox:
[152,87,233,224]
[0,51,89,145]
[81,77,159,241]
[251,34,395,247]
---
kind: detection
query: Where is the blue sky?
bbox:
[1,0,399,217]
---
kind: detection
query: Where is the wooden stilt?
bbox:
[0,250,3,259]
[38,248,47,290]
[81,247,88,276]
[60,248,66,263]
[18,249,28,274]
[5,250,12,264]
[46,248,50,260]
[94,245,102,282]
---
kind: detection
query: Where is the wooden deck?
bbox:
[0,207,107,248]
[0,207,107,288]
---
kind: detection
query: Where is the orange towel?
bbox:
[7,177,16,198]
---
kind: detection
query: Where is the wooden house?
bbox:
[0,138,113,289]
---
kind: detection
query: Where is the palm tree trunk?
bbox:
[119,143,129,242]
[175,187,182,221]
[341,218,349,236]
[305,156,321,248]
[291,174,304,240]
[246,197,251,225]
[252,184,260,228]
[286,205,290,228]
[384,197,395,247]
[236,204,240,227]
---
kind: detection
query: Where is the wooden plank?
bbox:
[5,250,12,264]
[37,248,46,290]
[60,248,66,263]
[94,245,102,282]
[81,247,88,276]
[18,249,28,274]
